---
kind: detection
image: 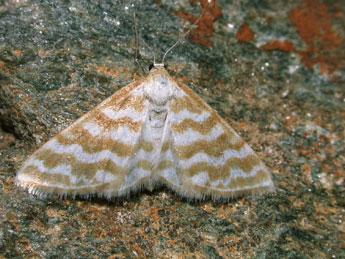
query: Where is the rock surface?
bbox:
[0,0,344,258]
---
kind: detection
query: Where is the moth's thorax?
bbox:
[144,70,174,106]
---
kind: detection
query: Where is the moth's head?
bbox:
[149,63,168,73]
[146,63,171,84]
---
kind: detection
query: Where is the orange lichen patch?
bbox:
[0,61,6,70]
[298,146,317,159]
[38,48,51,57]
[14,49,23,55]
[319,62,332,74]
[313,115,323,126]
[301,163,310,173]
[3,177,14,194]
[0,61,10,74]
[173,0,222,47]
[283,115,297,131]
[288,0,343,75]
[150,210,161,231]
[322,162,344,179]
[261,40,295,52]
[321,164,334,174]
[93,65,119,77]
[213,205,237,220]
[236,22,254,42]
[132,244,144,257]
[301,163,312,183]
[6,211,21,232]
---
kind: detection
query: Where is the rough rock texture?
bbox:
[0,0,344,258]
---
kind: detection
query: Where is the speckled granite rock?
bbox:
[0,0,344,258]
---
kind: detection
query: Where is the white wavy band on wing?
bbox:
[229,164,267,179]
[19,157,72,176]
[101,107,146,121]
[188,164,271,189]
[172,124,225,146]
[170,109,211,123]
[17,157,118,185]
[42,139,130,167]
[82,122,141,143]
[178,144,255,168]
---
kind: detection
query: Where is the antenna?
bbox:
[161,0,211,64]
[133,12,145,75]
[133,12,157,73]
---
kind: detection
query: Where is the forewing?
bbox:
[16,78,154,198]
[164,80,274,200]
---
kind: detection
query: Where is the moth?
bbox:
[15,62,274,200]
[15,5,274,201]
